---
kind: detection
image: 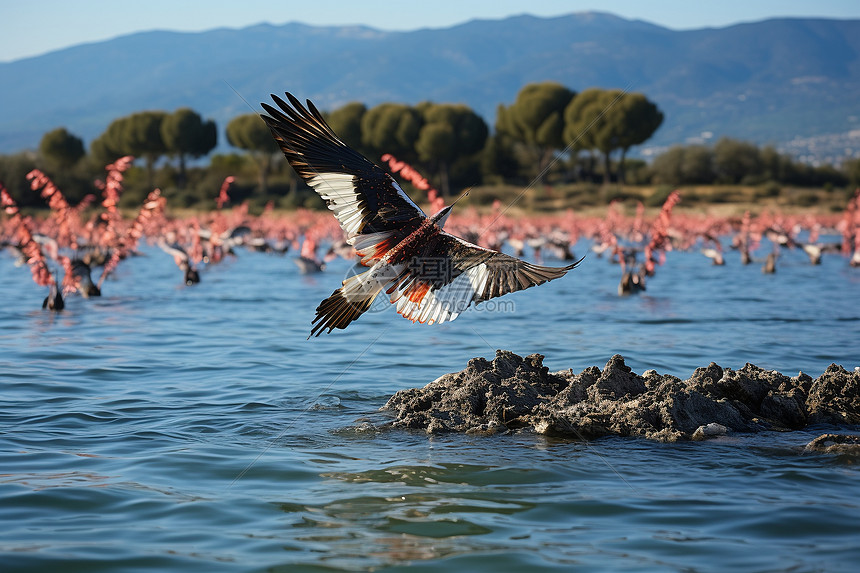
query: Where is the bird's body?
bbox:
[701,247,725,266]
[618,268,646,295]
[324,240,357,263]
[261,93,581,337]
[614,247,646,295]
[800,242,840,265]
[801,243,823,265]
[71,258,101,297]
[763,252,778,274]
[294,256,326,274]
[42,280,64,311]
[158,240,200,285]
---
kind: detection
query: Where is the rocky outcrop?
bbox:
[804,433,860,454]
[382,351,860,442]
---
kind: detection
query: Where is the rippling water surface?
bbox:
[2,241,859,572]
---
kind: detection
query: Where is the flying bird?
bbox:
[260,93,582,337]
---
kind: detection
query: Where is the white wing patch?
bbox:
[308,173,366,236]
[390,263,490,325]
[341,261,404,303]
[308,174,423,241]
[351,230,395,265]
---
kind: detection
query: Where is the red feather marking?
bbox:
[358,235,397,265]
[408,282,431,303]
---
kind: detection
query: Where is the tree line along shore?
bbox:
[1,82,858,214]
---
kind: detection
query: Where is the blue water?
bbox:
[2,240,859,572]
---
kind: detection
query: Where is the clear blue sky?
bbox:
[2,0,858,63]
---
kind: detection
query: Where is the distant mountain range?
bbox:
[1,12,859,162]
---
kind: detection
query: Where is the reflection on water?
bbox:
[1,243,859,571]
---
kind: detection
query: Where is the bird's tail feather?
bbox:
[309,270,384,337]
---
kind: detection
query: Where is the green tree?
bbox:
[613,93,663,183]
[496,82,575,183]
[564,88,612,182]
[481,134,520,184]
[650,145,684,185]
[90,111,167,188]
[160,108,217,188]
[123,111,168,188]
[713,138,762,184]
[325,102,367,153]
[681,145,716,184]
[90,119,127,167]
[39,127,85,170]
[651,144,715,185]
[0,153,40,207]
[415,103,488,194]
[565,89,662,184]
[844,157,860,188]
[226,113,279,193]
[361,103,423,162]
[759,145,787,183]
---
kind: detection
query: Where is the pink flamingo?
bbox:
[2,187,64,309]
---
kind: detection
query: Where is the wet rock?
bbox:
[381,351,860,442]
[589,354,647,400]
[383,350,568,434]
[692,423,728,441]
[804,433,860,454]
[760,392,807,429]
[806,364,860,424]
[716,364,773,408]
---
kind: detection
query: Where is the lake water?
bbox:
[2,238,859,572]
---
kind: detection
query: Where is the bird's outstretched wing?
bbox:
[387,232,583,325]
[157,240,189,264]
[261,93,426,250]
[262,92,583,336]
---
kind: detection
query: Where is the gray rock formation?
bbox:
[382,351,860,442]
[804,433,860,454]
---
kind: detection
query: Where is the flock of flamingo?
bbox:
[2,154,859,311]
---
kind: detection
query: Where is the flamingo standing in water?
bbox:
[701,243,725,266]
[615,246,646,295]
[158,239,201,285]
[42,278,64,310]
[762,252,778,274]
[261,93,581,336]
[294,234,326,274]
[68,258,101,297]
[850,228,860,267]
[2,188,65,310]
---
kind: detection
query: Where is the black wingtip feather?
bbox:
[565,255,586,271]
[309,287,377,337]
